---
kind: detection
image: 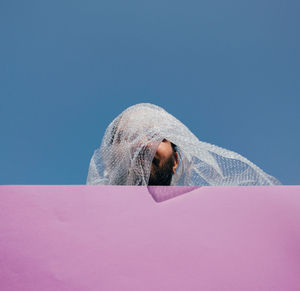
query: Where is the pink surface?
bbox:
[0,185,300,291]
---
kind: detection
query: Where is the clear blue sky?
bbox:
[1,0,299,185]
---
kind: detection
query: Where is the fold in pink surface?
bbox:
[0,185,300,291]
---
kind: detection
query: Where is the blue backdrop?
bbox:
[1,0,299,184]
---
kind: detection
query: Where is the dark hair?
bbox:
[171,142,177,153]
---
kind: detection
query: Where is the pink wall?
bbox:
[1,185,300,290]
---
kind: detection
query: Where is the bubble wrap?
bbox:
[87,103,280,186]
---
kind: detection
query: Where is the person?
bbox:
[86,103,280,186]
[148,139,179,185]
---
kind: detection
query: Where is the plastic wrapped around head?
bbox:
[86,103,281,186]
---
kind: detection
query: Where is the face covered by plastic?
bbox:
[102,107,179,185]
[148,139,179,185]
[86,103,281,186]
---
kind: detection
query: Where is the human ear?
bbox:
[173,152,179,174]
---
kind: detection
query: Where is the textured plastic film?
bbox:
[87,103,280,185]
[1,185,300,291]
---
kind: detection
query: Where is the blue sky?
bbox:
[1,0,299,185]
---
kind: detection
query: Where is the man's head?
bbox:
[107,114,179,185]
[148,139,179,185]
[109,126,179,185]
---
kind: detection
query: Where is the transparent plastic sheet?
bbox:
[87,103,280,186]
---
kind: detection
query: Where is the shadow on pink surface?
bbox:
[0,185,300,291]
[147,185,200,202]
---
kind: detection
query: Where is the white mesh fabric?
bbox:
[87,103,280,186]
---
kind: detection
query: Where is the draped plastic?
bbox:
[87,103,280,185]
